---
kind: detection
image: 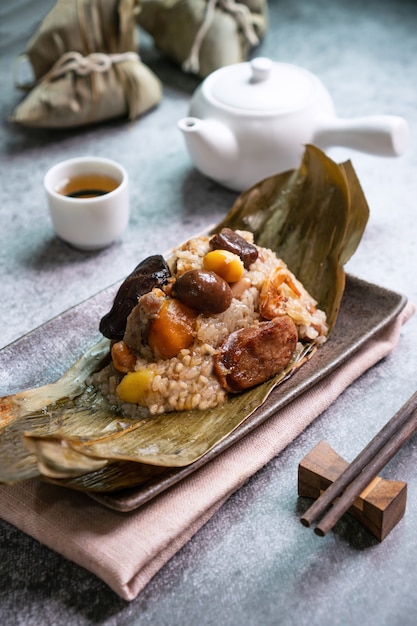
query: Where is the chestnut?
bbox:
[171,270,232,314]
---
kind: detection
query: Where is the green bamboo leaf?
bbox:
[23,345,313,474]
[0,338,110,483]
[0,146,369,492]
[215,145,369,332]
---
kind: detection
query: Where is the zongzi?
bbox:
[11,0,162,128]
[137,0,268,78]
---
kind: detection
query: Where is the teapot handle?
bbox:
[313,115,409,157]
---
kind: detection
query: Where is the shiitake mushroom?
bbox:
[209,228,258,269]
[99,255,171,340]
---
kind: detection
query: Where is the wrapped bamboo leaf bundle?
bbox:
[136,0,268,78]
[11,0,162,128]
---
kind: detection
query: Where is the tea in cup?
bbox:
[44,156,129,250]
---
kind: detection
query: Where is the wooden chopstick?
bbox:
[300,389,417,534]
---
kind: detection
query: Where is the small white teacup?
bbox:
[44,156,129,251]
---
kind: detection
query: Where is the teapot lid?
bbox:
[206,58,318,112]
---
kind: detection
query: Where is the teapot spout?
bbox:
[178,117,239,186]
[313,115,409,157]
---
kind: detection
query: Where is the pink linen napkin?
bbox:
[0,302,414,601]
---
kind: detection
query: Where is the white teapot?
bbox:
[178,57,409,191]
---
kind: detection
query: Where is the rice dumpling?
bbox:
[136,0,268,78]
[11,0,162,128]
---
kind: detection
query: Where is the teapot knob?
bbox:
[250,57,273,83]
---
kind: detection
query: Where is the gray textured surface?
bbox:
[1,0,417,624]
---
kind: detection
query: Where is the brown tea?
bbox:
[56,173,119,198]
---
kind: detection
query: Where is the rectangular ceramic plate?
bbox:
[0,274,407,511]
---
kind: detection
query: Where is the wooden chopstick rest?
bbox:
[298,440,407,541]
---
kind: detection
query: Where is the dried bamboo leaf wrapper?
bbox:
[11,0,163,128]
[338,160,370,266]
[0,337,110,431]
[21,344,312,483]
[12,54,163,128]
[0,147,369,492]
[137,0,268,78]
[215,145,370,333]
[0,339,110,483]
[24,0,140,80]
[50,460,173,493]
[113,57,163,120]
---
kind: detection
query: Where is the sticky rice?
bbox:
[91,231,328,417]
